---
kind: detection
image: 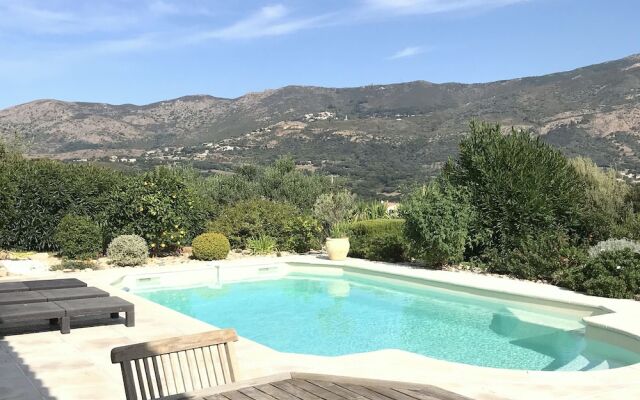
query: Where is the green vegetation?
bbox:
[103,168,203,255]
[346,219,407,262]
[443,122,586,267]
[3,119,640,299]
[2,159,122,251]
[353,201,392,221]
[51,259,96,271]
[0,153,334,257]
[570,157,633,241]
[282,215,322,253]
[106,235,149,267]
[401,182,472,267]
[246,236,278,255]
[329,222,350,239]
[208,199,302,250]
[194,156,338,216]
[399,122,640,298]
[53,215,102,259]
[313,190,357,235]
[588,238,640,257]
[192,232,230,260]
[556,249,640,299]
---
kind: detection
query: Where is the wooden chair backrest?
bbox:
[111,329,239,400]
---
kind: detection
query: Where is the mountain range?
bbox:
[1,54,640,196]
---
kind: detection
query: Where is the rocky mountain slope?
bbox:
[2,54,639,196]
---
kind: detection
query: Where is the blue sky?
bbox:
[1,0,639,108]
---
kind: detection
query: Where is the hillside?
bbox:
[2,54,640,196]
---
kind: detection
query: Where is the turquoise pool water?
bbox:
[135,272,640,371]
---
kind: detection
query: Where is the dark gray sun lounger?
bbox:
[0,302,65,327]
[0,287,109,306]
[0,296,134,334]
[0,278,87,293]
[55,297,135,334]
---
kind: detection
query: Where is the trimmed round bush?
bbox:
[53,214,102,259]
[192,233,230,260]
[107,235,148,267]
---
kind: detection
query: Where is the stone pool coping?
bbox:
[1,254,640,400]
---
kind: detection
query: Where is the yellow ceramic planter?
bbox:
[326,237,350,261]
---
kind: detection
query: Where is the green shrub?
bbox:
[556,249,640,299]
[197,173,260,217]
[0,156,15,244]
[620,214,640,241]
[443,122,586,258]
[103,167,205,255]
[207,199,312,250]
[247,235,278,255]
[588,238,640,257]
[283,215,322,253]
[260,156,337,211]
[346,219,407,262]
[107,235,148,267]
[352,200,392,221]
[486,231,588,280]
[400,182,472,267]
[329,222,350,238]
[628,184,640,214]
[51,259,96,271]
[192,233,230,260]
[313,190,357,234]
[1,159,123,251]
[53,215,103,259]
[570,157,633,242]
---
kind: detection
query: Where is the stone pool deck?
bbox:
[1,255,639,400]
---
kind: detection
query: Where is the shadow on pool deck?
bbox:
[0,315,131,400]
[0,337,52,399]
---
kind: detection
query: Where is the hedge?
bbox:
[346,219,407,262]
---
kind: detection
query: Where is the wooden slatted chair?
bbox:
[111,329,240,400]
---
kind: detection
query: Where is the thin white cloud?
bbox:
[0,1,139,34]
[364,0,528,15]
[194,4,330,41]
[389,46,425,60]
[147,0,216,17]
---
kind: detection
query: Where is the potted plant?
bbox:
[326,223,350,261]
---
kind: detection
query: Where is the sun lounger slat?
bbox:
[0,291,46,305]
[37,286,109,301]
[0,282,28,293]
[24,278,87,290]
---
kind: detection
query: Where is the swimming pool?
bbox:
[132,267,640,371]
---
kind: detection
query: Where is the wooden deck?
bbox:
[162,372,472,400]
